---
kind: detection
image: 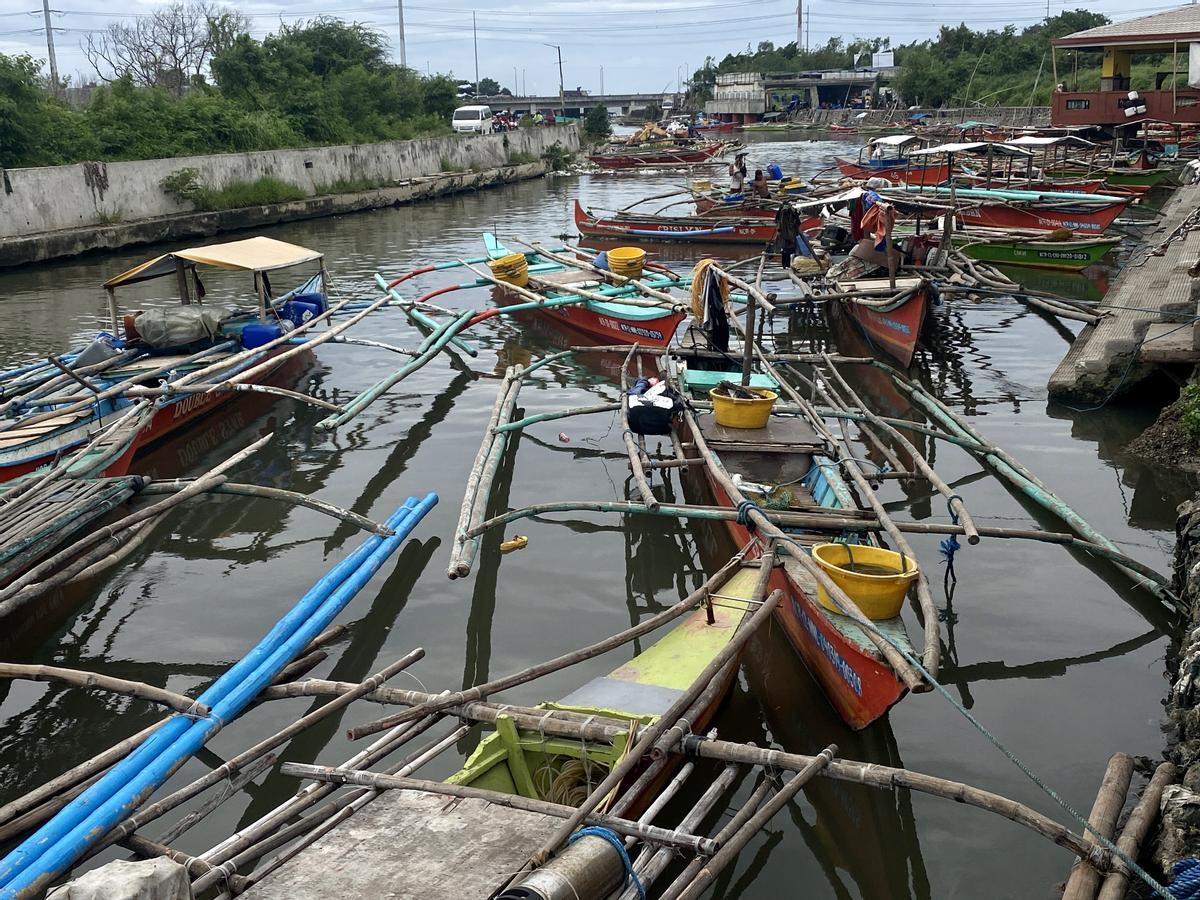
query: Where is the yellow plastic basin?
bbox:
[812,543,919,620]
[608,246,646,279]
[488,253,529,287]
[709,387,777,429]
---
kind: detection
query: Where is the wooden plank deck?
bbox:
[241,790,559,900]
[1048,180,1200,402]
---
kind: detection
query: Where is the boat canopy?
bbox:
[104,237,324,289]
[867,134,923,148]
[1003,135,1097,149]
[909,142,1033,158]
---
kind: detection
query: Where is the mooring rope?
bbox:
[1171,858,1200,899]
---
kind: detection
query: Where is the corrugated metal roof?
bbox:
[1054,4,1200,45]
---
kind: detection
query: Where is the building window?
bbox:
[1066,99,1090,110]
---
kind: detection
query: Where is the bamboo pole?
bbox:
[0,722,164,829]
[525,272,681,313]
[619,345,658,511]
[94,650,426,855]
[617,764,743,899]
[138,481,391,535]
[348,548,751,739]
[458,257,674,311]
[278,765,718,856]
[0,434,273,612]
[1062,753,1134,900]
[269,650,327,686]
[514,583,781,878]
[157,753,277,845]
[665,746,838,900]
[463,498,1169,586]
[447,366,519,579]
[496,402,622,434]
[821,354,979,545]
[448,368,524,578]
[0,665,206,716]
[687,736,1101,862]
[1096,762,1175,900]
[709,263,776,314]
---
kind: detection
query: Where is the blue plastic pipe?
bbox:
[0,493,437,899]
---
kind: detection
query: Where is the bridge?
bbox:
[474,92,671,116]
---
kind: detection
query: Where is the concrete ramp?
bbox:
[1047,181,1200,403]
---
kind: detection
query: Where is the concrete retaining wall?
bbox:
[0,125,581,239]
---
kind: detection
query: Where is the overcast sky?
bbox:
[0,0,1185,95]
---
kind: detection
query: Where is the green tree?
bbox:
[477,77,502,96]
[583,104,611,139]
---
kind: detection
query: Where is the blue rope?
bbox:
[939,495,963,567]
[736,499,765,532]
[1174,859,1200,900]
[569,826,645,899]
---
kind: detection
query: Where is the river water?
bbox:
[0,134,1191,898]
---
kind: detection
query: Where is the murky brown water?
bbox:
[0,133,1190,898]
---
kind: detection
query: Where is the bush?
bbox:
[541,141,572,172]
[160,167,306,210]
[1180,382,1200,437]
[583,105,611,139]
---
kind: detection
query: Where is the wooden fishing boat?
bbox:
[694,121,740,134]
[953,234,1120,270]
[835,277,931,367]
[893,184,1129,234]
[0,238,326,482]
[588,141,725,169]
[835,135,949,187]
[450,560,760,806]
[483,235,687,347]
[574,199,779,244]
[673,366,918,729]
[693,196,778,218]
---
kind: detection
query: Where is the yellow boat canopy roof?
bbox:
[104,237,323,289]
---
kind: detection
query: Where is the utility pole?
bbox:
[514,66,519,96]
[41,0,59,95]
[806,8,810,51]
[796,0,802,50]
[600,65,604,98]
[544,43,564,116]
[396,0,407,67]
[473,11,479,95]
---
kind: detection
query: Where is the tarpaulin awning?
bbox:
[1003,135,1098,149]
[104,237,324,289]
[909,142,1033,158]
[868,134,924,148]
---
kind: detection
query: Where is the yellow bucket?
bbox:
[691,178,712,192]
[812,543,919,620]
[488,253,529,287]
[709,386,777,429]
[608,246,646,279]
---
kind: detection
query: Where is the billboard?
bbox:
[872,51,895,69]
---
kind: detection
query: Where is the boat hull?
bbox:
[697,468,907,730]
[495,285,684,347]
[588,143,723,169]
[840,288,930,367]
[0,345,303,482]
[836,159,950,187]
[574,200,777,244]
[956,200,1126,234]
[956,237,1119,270]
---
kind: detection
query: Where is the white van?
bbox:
[452,105,495,134]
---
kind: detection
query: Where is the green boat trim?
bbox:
[448,564,760,801]
[954,236,1120,271]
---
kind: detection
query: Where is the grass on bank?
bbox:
[160,168,306,211]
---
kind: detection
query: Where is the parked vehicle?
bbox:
[452,105,495,135]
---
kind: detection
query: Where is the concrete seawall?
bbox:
[0,125,581,266]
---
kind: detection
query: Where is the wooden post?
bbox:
[741,272,757,388]
[1095,762,1175,900]
[174,257,191,306]
[255,270,267,323]
[104,287,119,336]
[1062,752,1133,900]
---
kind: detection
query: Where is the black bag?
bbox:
[627,384,684,436]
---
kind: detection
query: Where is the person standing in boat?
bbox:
[750,169,770,198]
[728,153,747,193]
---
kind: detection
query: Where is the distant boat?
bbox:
[574,199,781,244]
